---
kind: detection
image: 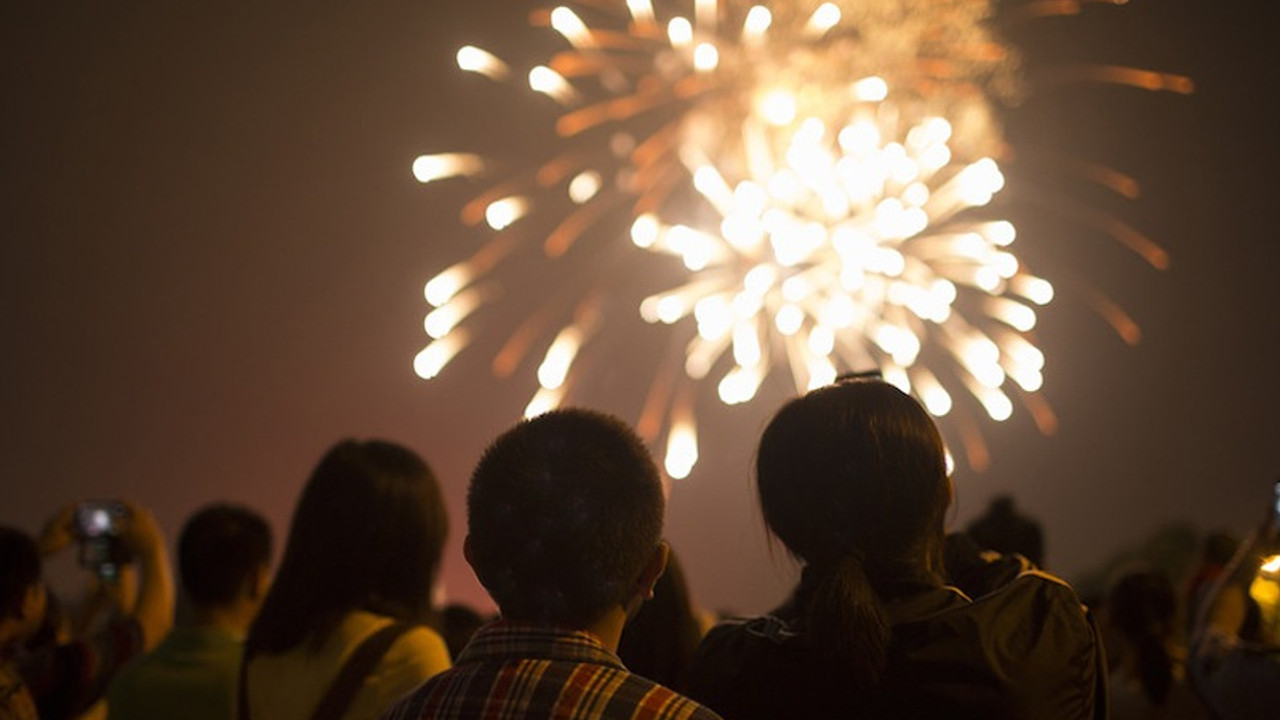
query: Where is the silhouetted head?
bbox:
[966,494,1045,566]
[1200,532,1239,567]
[248,439,448,653]
[179,503,272,609]
[1109,570,1177,641]
[467,409,664,628]
[756,379,950,575]
[0,526,40,623]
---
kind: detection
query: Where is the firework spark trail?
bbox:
[412,0,1189,476]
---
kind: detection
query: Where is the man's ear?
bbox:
[622,541,669,619]
[463,535,475,570]
[636,541,670,601]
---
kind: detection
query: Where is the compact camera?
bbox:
[75,500,132,582]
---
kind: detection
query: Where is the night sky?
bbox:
[5,0,1279,615]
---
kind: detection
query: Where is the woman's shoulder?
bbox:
[899,570,1096,663]
[339,611,449,672]
[934,568,1088,623]
[383,623,450,673]
[335,612,452,720]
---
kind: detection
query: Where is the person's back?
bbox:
[246,610,446,720]
[382,409,720,720]
[386,623,714,720]
[106,626,243,718]
[690,568,1099,720]
[1188,519,1280,720]
[107,504,272,720]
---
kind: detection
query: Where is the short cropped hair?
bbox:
[0,526,40,620]
[467,409,664,627]
[179,504,273,607]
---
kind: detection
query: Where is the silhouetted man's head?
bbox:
[0,526,44,643]
[466,409,665,628]
[179,504,272,610]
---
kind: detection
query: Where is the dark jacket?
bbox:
[686,568,1106,720]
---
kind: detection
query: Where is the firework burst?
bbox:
[412,0,1189,477]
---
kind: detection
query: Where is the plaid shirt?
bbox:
[380,622,722,720]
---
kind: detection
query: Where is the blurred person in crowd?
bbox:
[1104,570,1209,719]
[2,501,173,720]
[1184,533,1255,640]
[2,527,43,719]
[382,409,721,720]
[686,378,1104,720]
[107,503,272,720]
[437,605,486,663]
[241,440,450,720]
[966,495,1045,567]
[618,548,704,692]
[1188,508,1280,720]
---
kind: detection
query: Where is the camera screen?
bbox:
[74,501,131,580]
[85,509,112,536]
[77,501,123,538]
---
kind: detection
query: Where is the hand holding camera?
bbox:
[38,500,166,582]
[36,498,174,649]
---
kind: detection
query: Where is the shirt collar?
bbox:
[456,621,625,670]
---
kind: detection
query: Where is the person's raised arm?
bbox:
[36,502,79,557]
[117,503,174,649]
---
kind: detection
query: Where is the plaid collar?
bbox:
[456,621,624,669]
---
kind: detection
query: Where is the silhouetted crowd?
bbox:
[3,379,1278,720]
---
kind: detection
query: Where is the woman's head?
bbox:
[248,439,448,653]
[756,379,950,575]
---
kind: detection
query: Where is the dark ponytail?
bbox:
[807,554,890,688]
